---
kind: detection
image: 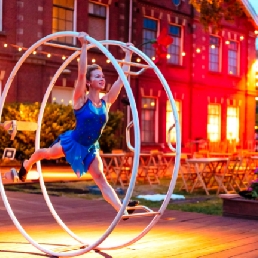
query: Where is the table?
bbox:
[209,152,235,158]
[186,158,229,195]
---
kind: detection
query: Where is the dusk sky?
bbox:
[249,0,258,14]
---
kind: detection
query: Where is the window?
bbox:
[52,0,74,44]
[227,106,239,142]
[143,18,157,59]
[207,104,221,142]
[141,97,156,142]
[167,25,182,65]
[166,100,181,142]
[52,87,73,105]
[228,41,238,75]
[88,2,108,41]
[209,36,220,72]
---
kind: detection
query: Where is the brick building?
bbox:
[0,0,257,152]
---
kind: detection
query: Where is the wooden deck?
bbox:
[1,191,258,257]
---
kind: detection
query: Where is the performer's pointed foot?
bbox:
[18,160,28,182]
[123,200,140,220]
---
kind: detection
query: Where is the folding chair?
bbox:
[140,151,163,185]
[215,157,240,194]
[179,154,198,192]
[113,152,133,187]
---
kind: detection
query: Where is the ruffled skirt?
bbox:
[50,130,98,177]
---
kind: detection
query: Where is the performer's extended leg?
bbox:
[88,153,122,212]
[19,142,65,182]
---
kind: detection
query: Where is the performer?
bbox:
[18,32,138,213]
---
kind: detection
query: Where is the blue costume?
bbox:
[51,98,108,177]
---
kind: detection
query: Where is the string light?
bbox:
[166,54,171,59]
[240,36,244,41]
[182,52,186,56]
[255,30,258,35]
[196,48,201,53]
[136,58,141,62]
[77,58,80,62]
[210,44,215,49]
[225,40,230,45]
[2,42,72,61]
[92,58,96,63]
[106,59,110,63]
[151,57,155,61]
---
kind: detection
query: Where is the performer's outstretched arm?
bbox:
[103,43,133,105]
[73,32,88,109]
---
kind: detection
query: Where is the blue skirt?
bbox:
[50,130,98,177]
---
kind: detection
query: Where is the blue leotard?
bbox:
[51,98,108,177]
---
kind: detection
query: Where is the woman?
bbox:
[18,32,138,214]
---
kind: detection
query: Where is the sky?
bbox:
[249,0,258,14]
[248,0,258,48]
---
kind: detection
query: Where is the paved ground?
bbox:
[1,191,258,258]
[1,165,93,184]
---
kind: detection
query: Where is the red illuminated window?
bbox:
[167,25,182,65]
[143,18,158,59]
[228,41,238,75]
[209,36,220,72]
[166,100,181,142]
[141,97,156,143]
[207,104,221,142]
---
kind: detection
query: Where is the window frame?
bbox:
[88,1,109,41]
[207,103,221,142]
[167,24,183,65]
[52,0,76,45]
[142,17,159,59]
[226,106,240,142]
[0,0,2,31]
[141,96,158,143]
[166,99,182,143]
[209,35,221,72]
[228,40,239,76]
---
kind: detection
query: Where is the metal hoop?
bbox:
[0,31,181,255]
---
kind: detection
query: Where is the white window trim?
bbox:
[228,40,239,76]
[144,16,159,37]
[72,0,77,45]
[209,35,222,72]
[169,23,183,65]
[207,103,221,142]
[89,1,109,41]
[0,0,3,31]
[155,98,159,143]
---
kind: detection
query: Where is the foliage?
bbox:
[189,0,244,31]
[0,102,124,159]
[239,168,258,199]
[99,110,124,153]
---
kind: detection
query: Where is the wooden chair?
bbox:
[113,152,133,187]
[214,157,240,194]
[139,150,165,185]
[179,154,198,192]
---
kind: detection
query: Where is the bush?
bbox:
[0,103,124,159]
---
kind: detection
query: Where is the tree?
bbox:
[189,0,244,31]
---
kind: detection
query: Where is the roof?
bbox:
[241,0,258,28]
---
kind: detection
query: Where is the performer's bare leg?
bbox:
[23,142,65,172]
[88,153,123,212]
